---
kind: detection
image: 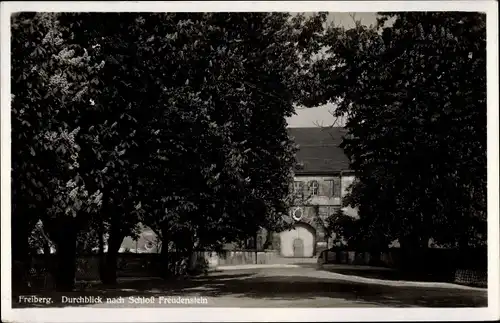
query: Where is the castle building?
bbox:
[273,127,356,257]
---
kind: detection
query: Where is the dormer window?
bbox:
[309,180,319,196]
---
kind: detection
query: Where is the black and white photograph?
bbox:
[1,1,498,322]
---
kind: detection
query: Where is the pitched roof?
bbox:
[287,127,351,174]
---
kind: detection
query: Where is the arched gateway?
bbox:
[279,222,316,258]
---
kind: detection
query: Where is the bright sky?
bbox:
[286,12,378,128]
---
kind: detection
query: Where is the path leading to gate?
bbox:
[84,265,486,308]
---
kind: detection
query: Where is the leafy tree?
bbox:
[106,12,328,256]
[12,12,329,287]
[54,12,159,284]
[11,12,104,291]
[302,13,486,259]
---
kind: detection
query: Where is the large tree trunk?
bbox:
[98,189,119,285]
[458,233,470,251]
[102,226,124,285]
[399,233,428,277]
[186,242,195,275]
[12,219,32,293]
[12,218,31,262]
[52,220,79,292]
[43,243,51,256]
[160,227,170,279]
[98,218,106,282]
[262,229,273,250]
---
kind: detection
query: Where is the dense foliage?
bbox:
[11,12,327,289]
[304,12,487,252]
[11,11,487,291]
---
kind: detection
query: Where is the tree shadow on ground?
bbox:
[180,272,487,307]
[12,270,487,308]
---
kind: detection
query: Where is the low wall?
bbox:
[319,250,399,267]
[191,250,280,267]
[319,248,487,269]
[29,249,281,282]
[216,250,280,266]
[318,248,487,287]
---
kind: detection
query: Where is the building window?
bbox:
[293,181,303,196]
[334,177,341,198]
[309,180,319,196]
[325,180,334,197]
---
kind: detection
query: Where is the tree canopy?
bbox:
[11,11,487,291]
[11,12,327,289]
[303,12,487,250]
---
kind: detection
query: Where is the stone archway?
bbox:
[280,222,316,258]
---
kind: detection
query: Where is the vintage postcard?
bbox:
[1,1,498,322]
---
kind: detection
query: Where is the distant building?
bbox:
[272,127,356,257]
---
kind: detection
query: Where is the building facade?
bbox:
[275,127,357,258]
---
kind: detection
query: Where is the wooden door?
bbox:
[293,238,304,257]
